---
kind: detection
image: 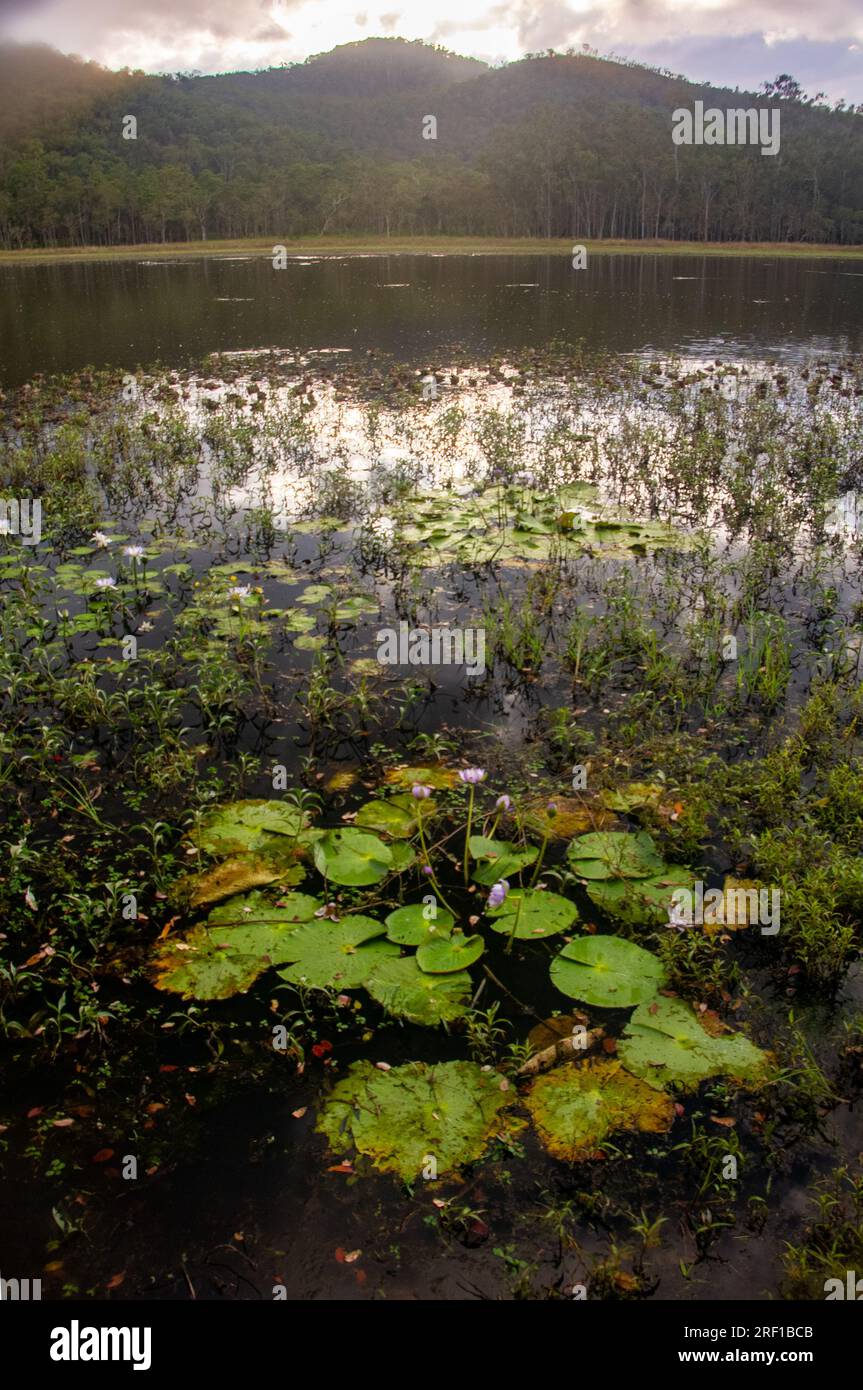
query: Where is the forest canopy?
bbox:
[0,36,861,248]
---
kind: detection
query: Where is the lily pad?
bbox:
[587,866,698,928]
[598,783,665,813]
[566,830,665,880]
[354,794,434,838]
[551,935,667,1007]
[524,1059,675,1161]
[152,893,319,1000]
[384,764,459,791]
[619,996,772,1092]
[522,798,617,841]
[276,914,398,990]
[417,929,484,974]
[486,888,578,939]
[385,902,455,946]
[191,800,309,856]
[469,837,538,885]
[316,1059,514,1181]
[176,854,301,909]
[313,828,393,885]
[366,956,472,1026]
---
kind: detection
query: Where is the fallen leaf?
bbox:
[106,1272,126,1290]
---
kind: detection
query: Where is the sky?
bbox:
[0,0,861,103]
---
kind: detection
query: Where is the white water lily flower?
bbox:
[123,544,145,559]
[90,531,111,547]
[228,585,251,599]
[94,576,117,589]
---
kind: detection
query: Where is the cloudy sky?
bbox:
[0,0,861,102]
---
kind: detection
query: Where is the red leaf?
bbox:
[92,1148,115,1163]
[106,1272,126,1290]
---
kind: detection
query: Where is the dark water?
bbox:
[3,252,863,385]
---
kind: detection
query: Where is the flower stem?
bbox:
[463,785,476,885]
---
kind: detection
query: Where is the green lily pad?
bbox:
[276,914,398,990]
[597,783,665,813]
[316,1059,514,1181]
[417,928,484,974]
[469,837,538,885]
[294,634,326,651]
[191,800,309,856]
[551,935,666,1007]
[152,893,319,1000]
[524,1058,676,1161]
[313,828,393,886]
[366,956,472,1025]
[354,794,434,838]
[297,584,333,604]
[486,888,578,939]
[566,831,665,880]
[385,902,455,946]
[619,996,772,1092]
[586,867,698,927]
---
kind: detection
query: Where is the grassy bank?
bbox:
[2,234,863,266]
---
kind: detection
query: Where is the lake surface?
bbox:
[3,252,863,385]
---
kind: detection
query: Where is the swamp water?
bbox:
[1,260,863,1302]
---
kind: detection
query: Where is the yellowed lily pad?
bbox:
[524,1058,675,1161]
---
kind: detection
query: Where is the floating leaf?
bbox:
[366,956,472,1026]
[469,837,538,885]
[191,800,308,856]
[524,1059,675,1161]
[153,891,321,998]
[316,1060,515,1181]
[176,855,296,909]
[598,783,665,813]
[486,888,578,939]
[619,996,772,1092]
[522,798,617,841]
[313,828,393,886]
[384,902,454,946]
[551,935,666,1007]
[587,866,697,928]
[566,831,665,880]
[384,764,459,791]
[277,915,398,990]
[354,794,434,838]
[417,929,484,974]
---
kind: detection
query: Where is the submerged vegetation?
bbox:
[1,343,862,1298]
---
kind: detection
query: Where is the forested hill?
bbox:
[1,35,862,249]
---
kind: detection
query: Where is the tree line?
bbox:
[0,42,861,248]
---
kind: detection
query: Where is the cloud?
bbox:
[0,0,859,101]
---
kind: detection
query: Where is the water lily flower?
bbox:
[94,576,117,589]
[228,584,251,599]
[90,531,111,547]
[495,795,512,811]
[458,768,486,785]
[412,783,432,799]
[488,879,510,910]
[123,544,145,559]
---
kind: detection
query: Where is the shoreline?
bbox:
[2,235,863,266]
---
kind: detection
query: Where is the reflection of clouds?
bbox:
[151,354,863,550]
